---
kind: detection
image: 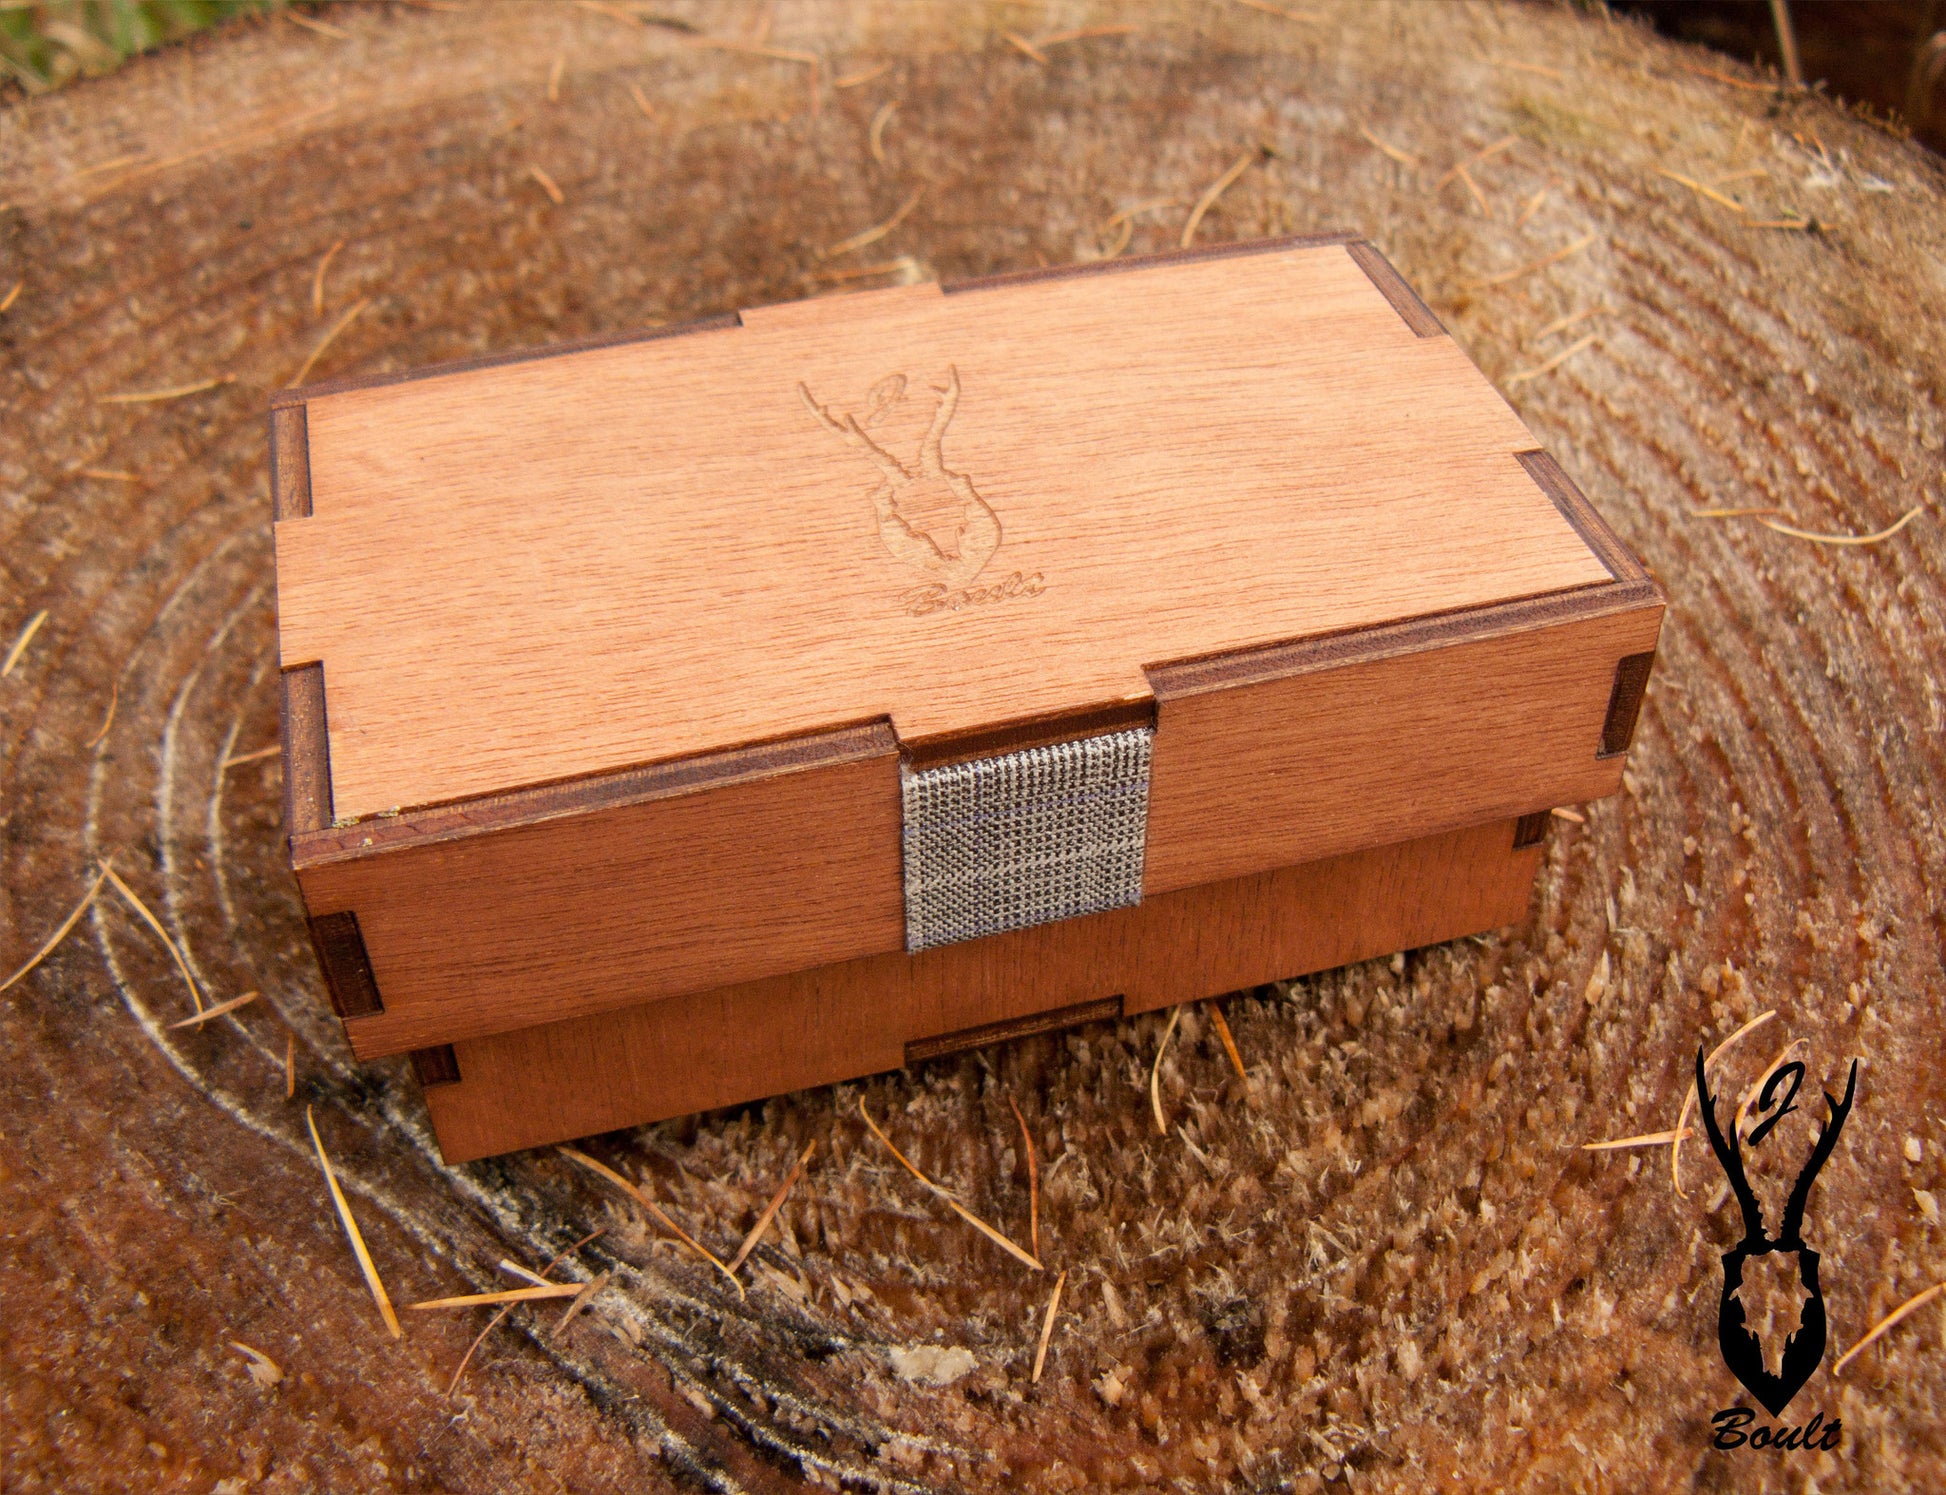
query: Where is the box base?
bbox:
[420,816,1546,1161]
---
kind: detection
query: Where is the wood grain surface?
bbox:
[424,817,1546,1162]
[4,3,1945,1492]
[272,243,1609,820]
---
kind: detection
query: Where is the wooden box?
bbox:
[270,233,1662,1162]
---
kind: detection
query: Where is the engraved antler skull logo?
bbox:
[799,366,1003,589]
[1696,1047,1859,1417]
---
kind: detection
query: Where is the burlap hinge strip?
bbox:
[899,728,1154,953]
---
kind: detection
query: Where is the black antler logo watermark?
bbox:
[1696,1045,1858,1421]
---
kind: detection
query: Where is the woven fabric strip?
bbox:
[900,727,1154,953]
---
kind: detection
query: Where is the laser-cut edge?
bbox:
[904,995,1126,1066]
[1513,810,1552,849]
[1600,651,1657,759]
[411,1044,462,1088]
[306,909,383,1018]
[1344,240,1447,337]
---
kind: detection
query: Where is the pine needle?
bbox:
[2,609,47,677]
[1150,1005,1184,1135]
[1359,127,1418,168]
[1180,150,1256,248]
[311,239,344,318]
[529,164,565,205]
[285,1030,297,1099]
[1207,1001,1250,1087]
[727,1140,815,1275]
[1692,506,1784,518]
[0,280,20,314]
[448,1228,604,1395]
[557,1146,743,1295]
[1009,1095,1039,1259]
[1468,233,1595,290]
[291,299,371,387]
[1232,0,1324,21]
[1002,31,1049,64]
[629,82,655,117]
[169,990,260,1029]
[1031,1269,1066,1383]
[76,468,140,482]
[97,376,233,405]
[1534,305,1603,341]
[222,744,282,771]
[858,1099,1042,1270]
[833,62,890,89]
[1037,26,1139,47]
[103,865,205,1013]
[1435,135,1516,190]
[1672,1009,1776,1198]
[821,189,923,258]
[1759,507,1922,547]
[0,861,113,993]
[411,1284,583,1311]
[868,99,898,165]
[547,53,565,102]
[1550,806,1586,823]
[1834,1281,1946,1375]
[1505,333,1596,387]
[1580,1127,1693,1151]
[285,9,349,38]
[551,1269,613,1338]
[306,1106,402,1338]
[1657,169,1746,214]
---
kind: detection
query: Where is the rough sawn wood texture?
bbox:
[1,3,1943,1491]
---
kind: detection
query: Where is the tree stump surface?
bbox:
[3,3,1944,1490]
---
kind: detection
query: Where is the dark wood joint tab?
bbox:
[905,995,1125,1067]
[307,910,384,1018]
[269,405,312,520]
[1599,651,1656,759]
[1513,811,1552,850]
[411,1044,461,1088]
[280,662,333,838]
[1346,241,1447,337]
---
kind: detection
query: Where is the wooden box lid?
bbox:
[272,234,1663,1057]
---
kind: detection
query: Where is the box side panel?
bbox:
[1142,593,1662,895]
[305,740,905,1056]
[424,818,1540,1161]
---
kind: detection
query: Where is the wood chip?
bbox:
[3,609,47,677]
[727,1140,815,1275]
[1834,1281,1946,1375]
[411,1283,584,1311]
[311,239,344,319]
[1759,506,1923,547]
[822,188,923,258]
[528,164,565,205]
[1672,1008,1776,1197]
[103,865,205,1013]
[1,862,113,994]
[306,1106,401,1338]
[1580,1127,1694,1151]
[1207,1001,1250,1087]
[868,99,898,166]
[557,1145,743,1294]
[1181,150,1257,249]
[291,298,371,387]
[169,989,260,1029]
[1009,1095,1039,1260]
[1150,1005,1184,1135]
[97,376,234,405]
[1031,1269,1066,1383]
[1359,127,1418,168]
[230,1340,284,1385]
[1468,232,1595,290]
[1550,805,1586,823]
[1505,333,1596,387]
[858,1099,1042,1270]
